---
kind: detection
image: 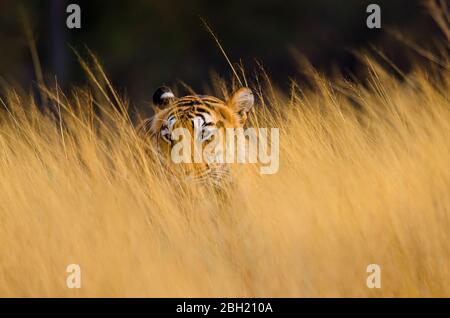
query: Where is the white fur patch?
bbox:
[160,92,175,100]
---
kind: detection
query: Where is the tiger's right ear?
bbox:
[153,86,176,111]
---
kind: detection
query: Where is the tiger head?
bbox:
[139,86,254,187]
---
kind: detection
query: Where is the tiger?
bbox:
[138,86,255,188]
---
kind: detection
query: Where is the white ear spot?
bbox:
[160,92,175,100]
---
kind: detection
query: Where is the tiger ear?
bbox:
[153,86,176,109]
[228,87,254,125]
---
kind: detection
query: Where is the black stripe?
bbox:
[196,112,206,123]
[175,98,221,108]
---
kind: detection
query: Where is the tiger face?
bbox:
[139,86,254,187]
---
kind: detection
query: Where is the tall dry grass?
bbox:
[1,9,450,296]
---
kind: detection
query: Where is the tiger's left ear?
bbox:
[228,87,254,125]
[152,86,176,113]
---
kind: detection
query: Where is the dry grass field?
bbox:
[0,6,449,297]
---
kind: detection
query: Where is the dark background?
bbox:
[0,0,445,107]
